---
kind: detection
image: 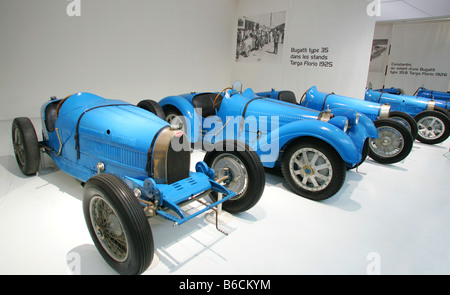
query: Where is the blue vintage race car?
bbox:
[415,87,450,108]
[365,89,450,144]
[376,87,450,110]
[11,92,265,275]
[257,86,415,165]
[157,82,378,201]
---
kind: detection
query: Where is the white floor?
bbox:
[1,118,449,275]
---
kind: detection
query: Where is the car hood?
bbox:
[218,90,320,128]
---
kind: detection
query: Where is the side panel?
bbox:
[365,90,429,115]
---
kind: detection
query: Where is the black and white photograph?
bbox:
[369,38,389,73]
[235,11,286,63]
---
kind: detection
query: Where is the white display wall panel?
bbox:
[1,119,449,275]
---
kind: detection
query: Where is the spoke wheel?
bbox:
[290,148,333,192]
[368,119,413,164]
[89,196,129,263]
[281,139,346,201]
[414,110,450,144]
[83,174,154,275]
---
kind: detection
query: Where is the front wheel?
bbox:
[414,110,450,144]
[368,119,413,164]
[203,141,265,213]
[83,173,154,275]
[281,139,346,201]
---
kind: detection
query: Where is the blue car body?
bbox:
[366,89,450,144]
[257,86,418,165]
[12,91,267,275]
[416,87,450,107]
[159,87,376,169]
[376,87,450,108]
[267,86,391,122]
[38,92,236,225]
[365,89,449,113]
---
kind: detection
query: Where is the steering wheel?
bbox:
[299,87,310,105]
[213,87,233,111]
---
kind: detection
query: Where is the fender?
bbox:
[256,119,362,167]
[329,108,379,138]
[158,95,202,143]
[353,112,379,139]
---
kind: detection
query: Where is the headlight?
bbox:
[328,116,349,133]
[379,104,391,118]
[427,100,435,110]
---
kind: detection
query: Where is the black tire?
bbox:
[368,119,413,164]
[83,173,154,275]
[137,99,165,120]
[11,117,41,176]
[414,110,450,144]
[203,141,265,213]
[281,138,346,201]
[389,111,418,140]
[434,106,450,120]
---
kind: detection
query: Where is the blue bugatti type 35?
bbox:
[157,82,377,201]
[415,87,450,106]
[258,86,415,165]
[12,92,265,275]
[378,86,450,108]
[365,89,450,144]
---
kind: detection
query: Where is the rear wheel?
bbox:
[281,139,346,201]
[83,173,154,275]
[414,110,450,144]
[368,119,413,164]
[11,117,40,176]
[204,141,265,213]
[137,99,165,120]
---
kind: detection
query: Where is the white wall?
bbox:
[368,20,450,95]
[1,0,378,121]
[0,0,237,120]
[384,21,450,95]
[232,0,376,99]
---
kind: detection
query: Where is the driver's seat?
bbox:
[278,91,297,105]
[192,93,223,117]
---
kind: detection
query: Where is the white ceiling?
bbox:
[377,0,450,22]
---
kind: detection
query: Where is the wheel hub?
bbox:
[417,116,445,140]
[381,136,392,146]
[303,166,314,175]
[289,147,333,192]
